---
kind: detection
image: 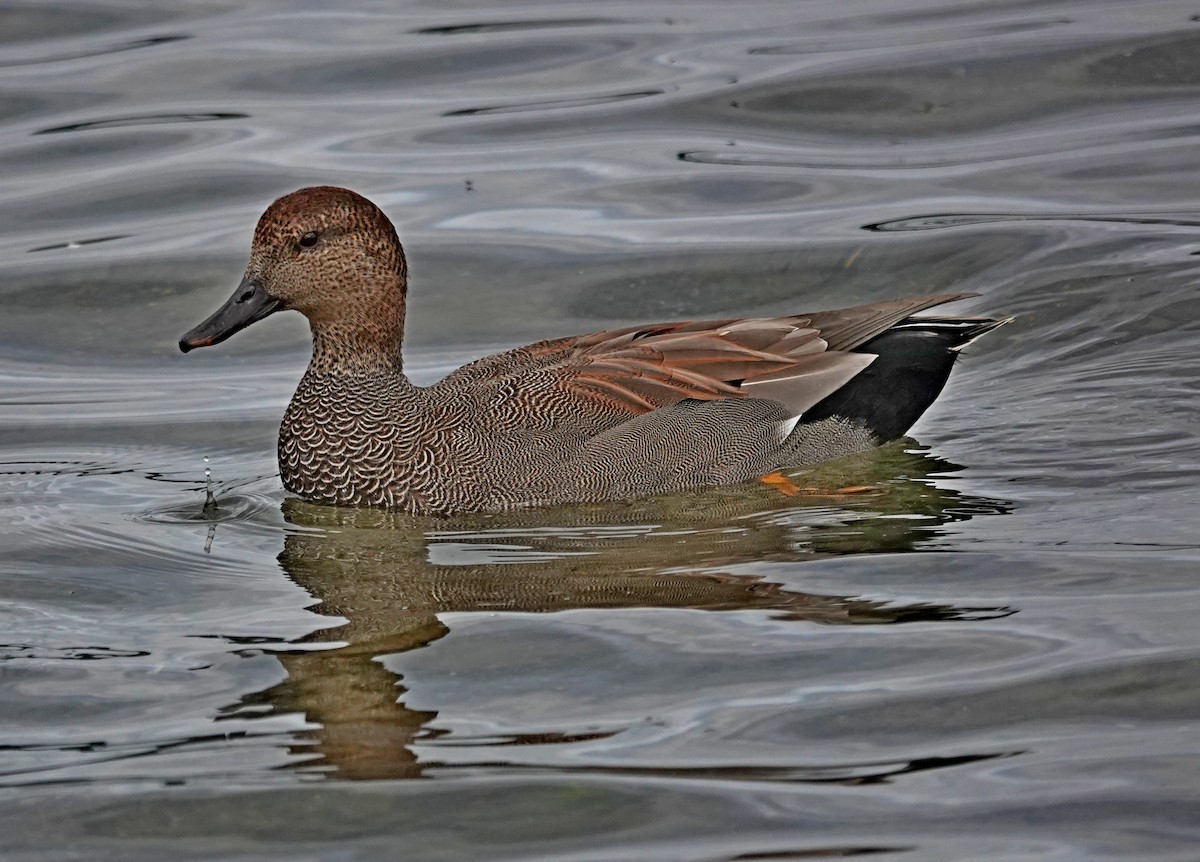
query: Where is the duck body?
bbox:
[181,186,1008,515]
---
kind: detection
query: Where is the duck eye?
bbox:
[298,231,319,249]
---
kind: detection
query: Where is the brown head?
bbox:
[179,186,409,370]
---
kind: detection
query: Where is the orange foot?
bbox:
[759,471,800,496]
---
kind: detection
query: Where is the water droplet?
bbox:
[202,455,219,516]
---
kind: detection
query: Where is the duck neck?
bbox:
[309,316,403,372]
[309,317,405,375]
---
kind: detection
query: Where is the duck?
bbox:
[179,186,1008,515]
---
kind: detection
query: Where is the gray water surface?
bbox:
[2,1,1199,860]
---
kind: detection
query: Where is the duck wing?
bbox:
[537,292,975,416]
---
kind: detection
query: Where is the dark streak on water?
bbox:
[412,18,631,36]
[1,1,1199,860]
[865,212,1200,231]
[34,112,248,135]
[444,89,666,117]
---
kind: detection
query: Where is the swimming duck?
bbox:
[180,186,1007,515]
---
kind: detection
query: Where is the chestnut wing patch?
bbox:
[520,292,975,417]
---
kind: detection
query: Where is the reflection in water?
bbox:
[223,445,1012,780]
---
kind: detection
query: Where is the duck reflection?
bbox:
[225,444,1012,780]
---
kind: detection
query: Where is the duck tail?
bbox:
[799,313,1010,443]
[914,315,1015,352]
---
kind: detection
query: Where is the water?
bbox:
[2,0,1199,858]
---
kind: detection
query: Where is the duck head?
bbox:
[179,186,408,368]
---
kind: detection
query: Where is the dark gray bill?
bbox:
[179,277,281,353]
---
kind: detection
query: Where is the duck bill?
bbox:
[179,277,281,353]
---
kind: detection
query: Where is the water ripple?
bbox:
[2,1,1199,854]
[0,34,190,69]
[866,211,1200,232]
[34,112,248,135]
[444,88,666,117]
[136,492,281,527]
[412,18,631,36]
[0,644,151,662]
[27,234,130,253]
